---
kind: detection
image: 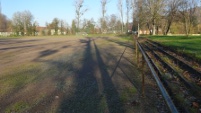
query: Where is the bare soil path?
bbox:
[0,36,168,113]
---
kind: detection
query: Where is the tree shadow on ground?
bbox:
[105,38,134,49]
[0,39,40,45]
[58,38,101,113]
[93,39,125,113]
[21,38,100,113]
[0,37,128,113]
[39,49,58,58]
[0,45,35,50]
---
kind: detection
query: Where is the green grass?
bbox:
[5,101,29,113]
[0,33,133,39]
[0,63,44,96]
[120,87,137,103]
[148,35,201,61]
[0,34,88,39]
[0,36,22,39]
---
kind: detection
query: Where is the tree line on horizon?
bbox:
[0,0,200,36]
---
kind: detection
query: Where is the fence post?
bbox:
[137,41,179,113]
[141,56,145,97]
[134,35,139,68]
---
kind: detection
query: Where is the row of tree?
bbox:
[75,0,201,35]
[0,0,200,36]
[0,10,127,36]
[132,0,201,36]
[74,0,132,33]
[71,15,126,34]
[12,11,38,36]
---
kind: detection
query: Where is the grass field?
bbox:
[0,35,162,113]
[148,35,201,61]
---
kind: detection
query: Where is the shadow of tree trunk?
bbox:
[93,39,125,113]
[58,38,100,113]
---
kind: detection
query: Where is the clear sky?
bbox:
[1,0,124,27]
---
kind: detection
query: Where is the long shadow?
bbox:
[118,65,141,94]
[110,46,127,78]
[0,40,69,51]
[0,38,100,112]
[93,39,125,113]
[105,38,134,49]
[0,39,40,45]
[58,38,100,113]
[0,45,35,50]
[39,49,58,58]
[23,38,100,112]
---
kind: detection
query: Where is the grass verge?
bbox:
[148,35,201,62]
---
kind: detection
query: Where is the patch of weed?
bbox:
[120,87,137,103]
[0,63,43,96]
[5,101,29,113]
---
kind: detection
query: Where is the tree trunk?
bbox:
[77,15,80,32]
[184,18,189,37]
[121,11,124,33]
[153,24,156,35]
[121,21,124,33]
[165,22,171,35]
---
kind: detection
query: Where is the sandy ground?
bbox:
[0,36,168,113]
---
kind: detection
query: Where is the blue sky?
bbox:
[1,0,123,26]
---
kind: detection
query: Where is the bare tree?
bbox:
[60,20,65,35]
[132,0,199,35]
[12,12,23,35]
[82,18,88,30]
[118,0,124,33]
[101,0,108,19]
[12,11,34,35]
[197,4,201,33]
[32,21,38,36]
[23,10,34,35]
[100,0,109,33]
[162,0,181,35]
[82,18,95,34]
[132,0,144,34]
[126,0,132,32]
[179,0,197,36]
[52,18,59,35]
[71,19,77,34]
[131,0,136,20]
[0,13,9,32]
[74,0,87,32]
[108,14,118,33]
[143,0,165,35]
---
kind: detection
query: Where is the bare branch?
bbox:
[100,0,109,32]
[74,0,88,31]
[118,0,124,33]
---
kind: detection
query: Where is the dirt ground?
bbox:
[0,36,168,113]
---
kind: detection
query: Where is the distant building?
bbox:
[36,27,67,36]
[36,27,48,35]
